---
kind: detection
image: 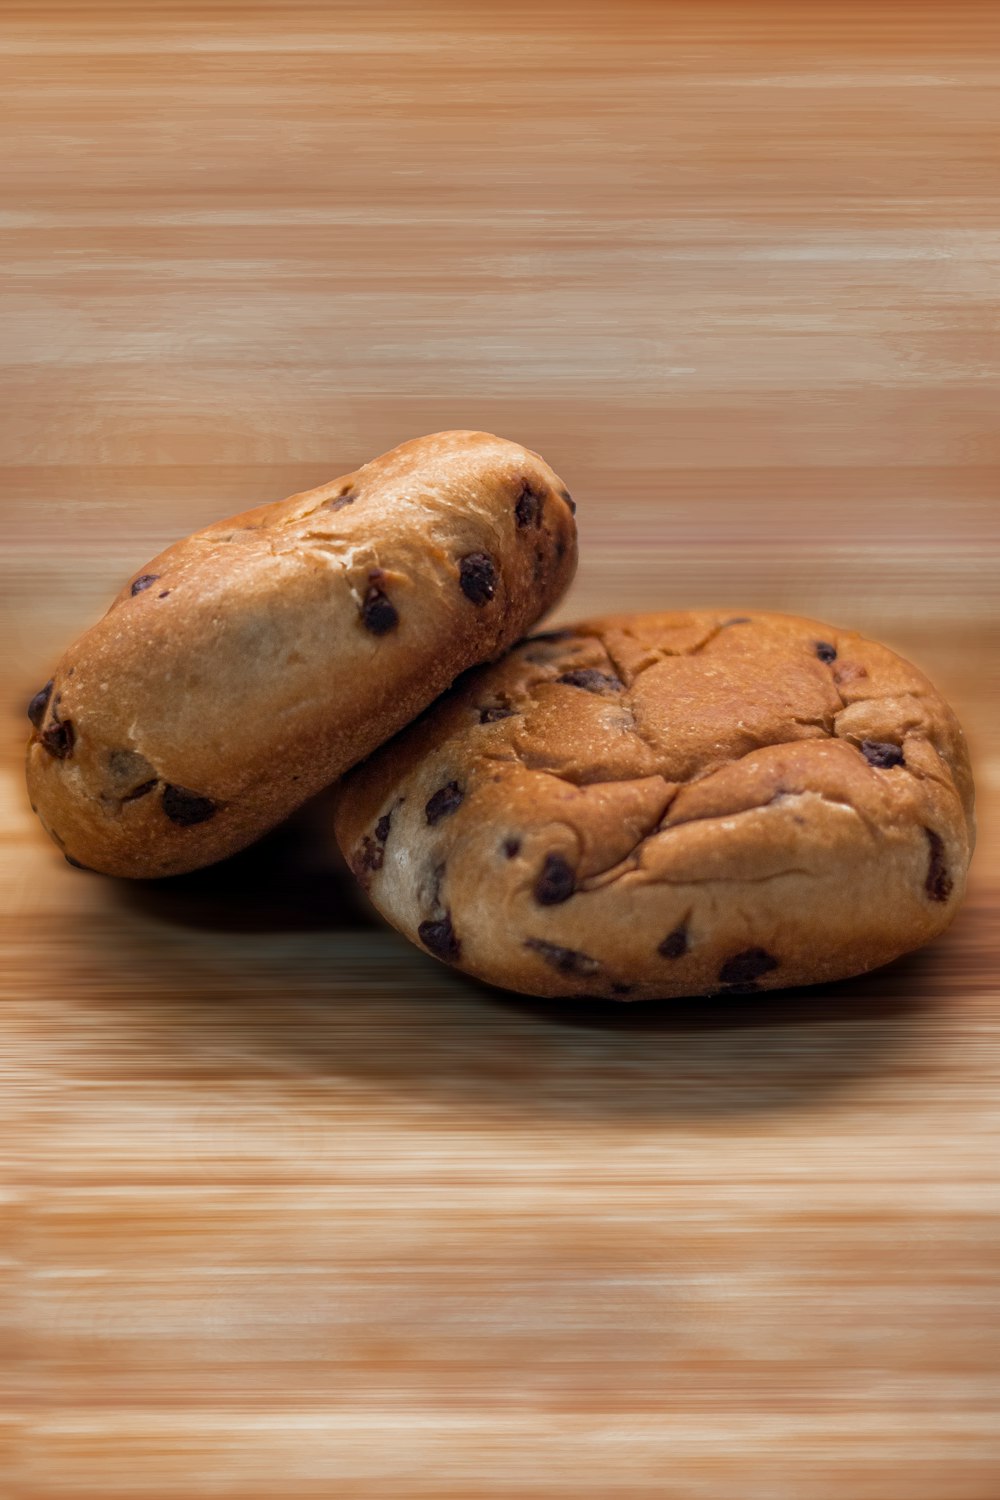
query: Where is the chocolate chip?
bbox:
[27,679,54,729]
[40,718,74,759]
[122,779,157,803]
[719,948,778,986]
[558,487,576,514]
[658,926,688,959]
[327,487,358,511]
[479,705,516,724]
[425,781,463,825]
[131,574,159,596]
[353,836,384,877]
[861,739,905,769]
[375,812,392,843]
[924,828,953,903]
[503,837,521,858]
[459,552,497,605]
[515,482,545,528]
[161,785,216,826]
[158,590,171,599]
[524,938,600,978]
[555,669,624,695]
[815,641,837,664]
[361,584,399,635]
[418,914,460,962]
[535,853,575,905]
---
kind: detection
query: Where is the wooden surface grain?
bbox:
[3,4,1000,1496]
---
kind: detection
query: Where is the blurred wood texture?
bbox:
[2,3,1000,1497]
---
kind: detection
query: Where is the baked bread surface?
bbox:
[26,431,577,877]
[334,610,974,999]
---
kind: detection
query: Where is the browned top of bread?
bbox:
[335,610,974,999]
[27,431,577,877]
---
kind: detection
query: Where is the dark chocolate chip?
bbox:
[860,739,905,770]
[374,812,392,843]
[479,705,516,724]
[157,590,171,599]
[558,487,576,514]
[353,836,384,877]
[131,574,160,595]
[524,938,600,978]
[27,679,54,729]
[658,926,689,959]
[924,828,953,903]
[122,779,157,803]
[327,487,358,511]
[425,781,463,825]
[161,784,216,826]
[418,914,460,962]
[718,948,778,986]
[361,584,399,635]
[514,481,545,528]
[555,668,624,695]
[503,837,521,858]
[459,552,497,606]
[40,718,74,759]
[535,853,575,905]
[814,641,837,664]
[64,854,94,872]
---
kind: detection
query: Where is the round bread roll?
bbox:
[334,610,974,1000]
[26,431,577,877]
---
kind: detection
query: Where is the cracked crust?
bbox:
[25,432,577,877]
[334,610,975,1000]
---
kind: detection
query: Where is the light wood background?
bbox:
[3,3,1000,1496]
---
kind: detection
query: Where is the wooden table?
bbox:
[4,4,999,1496]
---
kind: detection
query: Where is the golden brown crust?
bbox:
[334,610,975,1000]
[26,432,577,877]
